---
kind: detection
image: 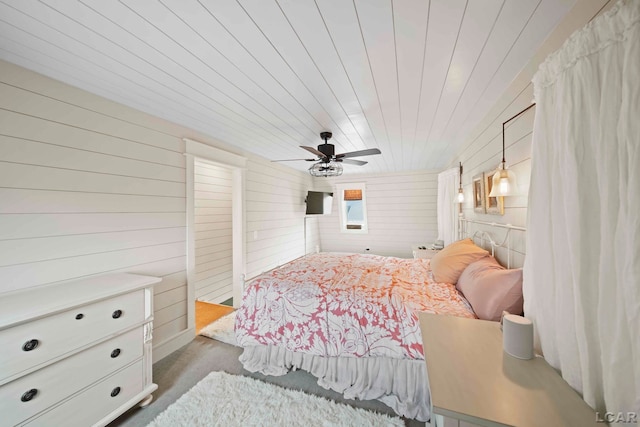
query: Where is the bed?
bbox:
[235,250,483,421]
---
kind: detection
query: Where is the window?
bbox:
[336,183,368,233]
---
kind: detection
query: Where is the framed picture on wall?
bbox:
[485,169,505,215]
[472,173,485,214]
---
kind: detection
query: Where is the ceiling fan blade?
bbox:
[340,158,368,166]
[300,146,327,159]
[335,148,381,159]
[271,158,317,162]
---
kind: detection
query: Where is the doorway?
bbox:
[192,159,233,304]
[184,138,245,332]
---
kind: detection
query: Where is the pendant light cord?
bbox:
[502,103,536,164]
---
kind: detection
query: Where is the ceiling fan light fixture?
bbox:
[309,162,343,177]
[276,131,380,176]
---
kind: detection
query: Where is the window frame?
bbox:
[335,183,368,234]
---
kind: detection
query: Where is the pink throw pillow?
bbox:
[456,256,523,321]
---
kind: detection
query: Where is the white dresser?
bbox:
[0,273,161,427]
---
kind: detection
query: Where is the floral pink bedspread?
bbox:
[235,253,476,360]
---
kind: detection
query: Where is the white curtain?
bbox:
[437,167,459,246]
[525,0,639,418]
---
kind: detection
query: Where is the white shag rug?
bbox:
[147,371,403,427]
[199,311,237,346]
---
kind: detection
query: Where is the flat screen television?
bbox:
[305,191,333,215]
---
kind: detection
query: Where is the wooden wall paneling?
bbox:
[425,0,505,163]
[314,0,393,171]
[0,213,186,240]
[411,0,467,170]
[316,170,439,258]
[236,0,374,165]
[0,58,315,359]
[3,0,287,155]
[434,0,539,158]
[243,157,311,278]
[0,83,180,152]
[274,0,383,173]
[193,160,233,304]
[0,228,185,267]
[152,317,188,347]
[0,189,184,214]
[0,109,185,168]
[0,163,185,197]
[195,242,232,259]
[0,58,194,355]
[153,270,188,295]
[196,276,234,302]
[0,242,186,293]
[165,0,320,138]
[154,300,188,328]
[449,1,612,268]
[155,287,187,311]
[353,0,402,171]
[0,135,185,183]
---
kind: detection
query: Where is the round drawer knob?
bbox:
[110,348,121,358]
[75,313,84,320]
[22,339,39,352]
[110,387,121,397]
[21,388,38,402]
[112,309,123,319]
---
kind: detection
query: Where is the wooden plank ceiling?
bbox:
[0,0,575,174]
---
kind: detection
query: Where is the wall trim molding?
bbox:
[183,138,246,169]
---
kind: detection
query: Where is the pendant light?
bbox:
[456,162,464,203]
[488,103,535,198]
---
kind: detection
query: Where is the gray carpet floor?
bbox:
[108,336,427,427]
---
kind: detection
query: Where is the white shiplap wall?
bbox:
[0,60,188,353]
[448,0,612,268]
[0,59,313,360]
[314,170,438,258]
[454,86,533,268]
[244,156,314,279]
[193,159,233,303]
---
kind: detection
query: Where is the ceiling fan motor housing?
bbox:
[318,143,335,160]
[318,131,334,160]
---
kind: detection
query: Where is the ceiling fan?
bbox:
[273,132,381,177]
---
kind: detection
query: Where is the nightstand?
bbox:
[412,245,441,259]
[418,312,599,427]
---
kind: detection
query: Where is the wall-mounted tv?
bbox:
[305,191,333,215]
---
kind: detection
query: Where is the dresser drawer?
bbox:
[25,359,145,427]
[0,326,143,426]
[0,290,145,383]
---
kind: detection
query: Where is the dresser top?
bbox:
[418,312,599,427]
[0,273,161,329]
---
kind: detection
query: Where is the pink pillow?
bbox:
[456,257,523,321]
[430,238,489,284]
